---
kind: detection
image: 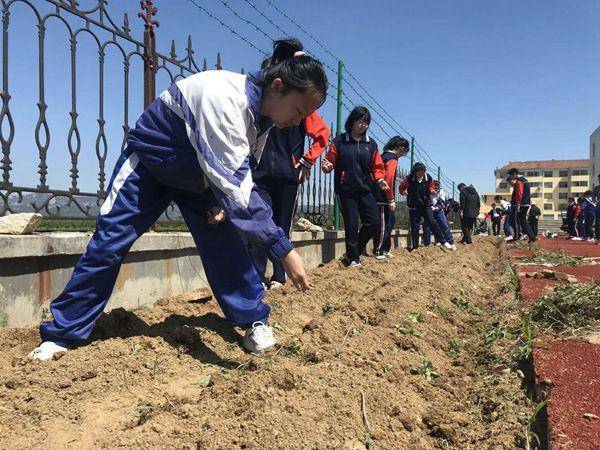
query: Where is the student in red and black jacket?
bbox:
[374,136,409,257]
[250,111,331,288]
[507,168,536,243]
[322,106,390,267]
[399,163,449,250]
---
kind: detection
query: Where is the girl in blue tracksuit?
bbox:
[28,39,329,360]
[494,195,513,238]
[424,180,457,251]
[321,106,390,267]
[577,191,596,241]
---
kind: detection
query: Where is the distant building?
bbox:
[590,126,600,185]
[487,159,589,220]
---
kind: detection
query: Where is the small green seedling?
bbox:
[432,302,452,317]
[406,311,425,323]
[448,339,461,355]
[286,340,303,355]
[395,325,421,337]
[143,360,155,370]
[451,297,482,315]
[417,360,439,383]
[485,324,517,344]
[322,302,335,315]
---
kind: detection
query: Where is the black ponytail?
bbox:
[384,135,410,151]
[262,38,328,102]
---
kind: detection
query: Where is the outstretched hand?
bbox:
[281,249,310,291]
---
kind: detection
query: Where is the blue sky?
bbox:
[3,0,599,196]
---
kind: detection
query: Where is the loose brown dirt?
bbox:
[0,239,534,449]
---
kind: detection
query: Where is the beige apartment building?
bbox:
[483,159,590,220]
[589,126,600,183]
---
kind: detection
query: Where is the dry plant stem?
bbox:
[361,392,372,433]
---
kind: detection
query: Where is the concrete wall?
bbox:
[0,229,429,327]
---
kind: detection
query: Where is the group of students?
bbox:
[488,169,600,244]
[27,37,479,362]
[487,168,539,243]
[564,184,599,242]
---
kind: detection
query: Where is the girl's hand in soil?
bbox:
[207,206,227,225]
[281,249,310,291]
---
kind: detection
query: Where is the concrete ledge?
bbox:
[0,228,460,327]
[0,230,354,260]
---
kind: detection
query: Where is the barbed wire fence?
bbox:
[184,0,462,229]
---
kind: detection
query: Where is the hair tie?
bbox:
[294,51,306,57]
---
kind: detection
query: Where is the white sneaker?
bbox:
[268,281,284,290]
[374,254,386,260]
[518,235,528,241]
[28,341,69,361]
[443,242,453,251]
[586,238,595,243]
[383,252,394,258]
[242,322,276,354]
[504,236,514,241]
[450,244,457,252]
[572,237,583,241]
[435,243,442,247]
[347,261,362,268]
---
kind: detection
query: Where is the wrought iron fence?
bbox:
[0,0,217,221]
[0,0,414,230]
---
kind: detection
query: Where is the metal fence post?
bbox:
[410,137,414,169]
[334,59,344,230]
[140,0,159,108]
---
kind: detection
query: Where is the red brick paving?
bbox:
[516,264,600,304]
[508,238,600,449]
[534,340,600,450]
[537,236,600,258]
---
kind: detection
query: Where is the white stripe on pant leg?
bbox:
[376,206,384,252]
[100,153,140,216]
[290,184,300,236]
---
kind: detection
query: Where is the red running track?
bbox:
[517,264,600,304]
[507,238,600,449]
[534,341,600,450]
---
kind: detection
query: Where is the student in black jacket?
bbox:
[458,183,480,244]
[399,163,450,251]
[528,204,541,237]
[489,203,501,236]
[507,168,537,243]
[249,111,330,288]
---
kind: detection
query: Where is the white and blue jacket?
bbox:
[126,70,293,260]
[498,199,511,214]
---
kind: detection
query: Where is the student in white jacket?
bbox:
[29,39,328,360]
